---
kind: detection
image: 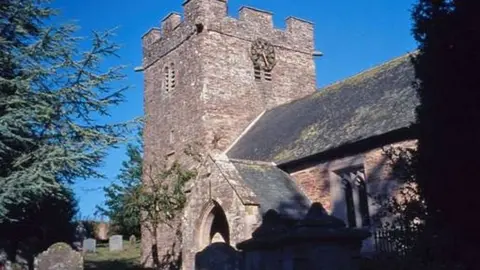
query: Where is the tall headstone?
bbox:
[129,235,136,246]
[82,238,96,253]
[109,235,123,252]
[34,243,83,270]
[73,223,86,251]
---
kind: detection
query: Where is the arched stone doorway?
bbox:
[197,201,230,250]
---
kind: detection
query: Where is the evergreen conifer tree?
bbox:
[0,0,133,220]
[96,130,143,237]
[412,0,480,267]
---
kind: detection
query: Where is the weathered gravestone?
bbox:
[129,235,136,246]
[82,238,96,253]
[34,243,83,270]
[73,223,87,251]
[109,235,123,252]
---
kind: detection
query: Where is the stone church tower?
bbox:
[141,0,317,268]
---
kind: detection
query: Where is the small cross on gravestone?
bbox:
[109,235,123,252]
[34,242,83,270]
[82,238,96,253]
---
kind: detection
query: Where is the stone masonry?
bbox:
[141,0,418,268]
[141,0,317,268]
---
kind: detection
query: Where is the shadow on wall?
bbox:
[141,239,181,270]
[193,197,369,270]
[193,193,312,270]
[275,193,312,220]
[195,243,241,270]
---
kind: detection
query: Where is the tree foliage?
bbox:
[140,161,197,230]
[374,146,425,230]
[140,160,197,269]
[139,144,202,269]
[0,0,133,220]
[0,186,78,268]
[97,131,201,268]
[96,130,143,237]
[412,0,480,266]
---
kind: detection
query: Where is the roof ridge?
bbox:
[229,158,276,166]
[262,52,415,114]
[318,52,415,92]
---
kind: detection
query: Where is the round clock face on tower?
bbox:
[250,38,276,71]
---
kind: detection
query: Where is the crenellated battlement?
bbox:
[162,12,182,34]
[239,6,273,28]
[286,16,314,33]
[141,27,161,47]
[183,0,227,23]
[142,0,315,67]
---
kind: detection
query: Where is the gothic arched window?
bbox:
[338,168,370,228]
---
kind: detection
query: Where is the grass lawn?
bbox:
[84,241,145,270]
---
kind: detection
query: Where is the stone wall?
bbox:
[142,0,317,164]
[141,0,317,268]
[181,154,262,270]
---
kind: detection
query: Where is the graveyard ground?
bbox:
[84,241,143,270]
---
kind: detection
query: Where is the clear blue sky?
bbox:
[51,0,417,218]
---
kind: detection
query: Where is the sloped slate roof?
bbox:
[228,54,418,164]
[231,160,310,219]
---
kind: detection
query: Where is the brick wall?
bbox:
[289,140,417,226]
[290,167,332,213]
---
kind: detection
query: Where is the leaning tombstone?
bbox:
[34,242,83,270]
[129,235,136,246]
[82,238,96,253]
[109,235,123,251]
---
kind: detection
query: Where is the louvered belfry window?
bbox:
[163,63,176,93]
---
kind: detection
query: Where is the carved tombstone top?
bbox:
[35,243,83,270]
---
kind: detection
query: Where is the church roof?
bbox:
[227,54,418,164]
[231,160,310,219]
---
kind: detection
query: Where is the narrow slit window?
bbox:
[169,130,174,144]
[163,62,176,93]
[164,66,170,92]
[170,62,176,90]
[355,171,371,227]
[341,176,357,228]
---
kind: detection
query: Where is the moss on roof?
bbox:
[228,53,419,164]
[232,160,310,219]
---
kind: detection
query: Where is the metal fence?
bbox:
[373,226,421,257]
[366,226,472,270]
